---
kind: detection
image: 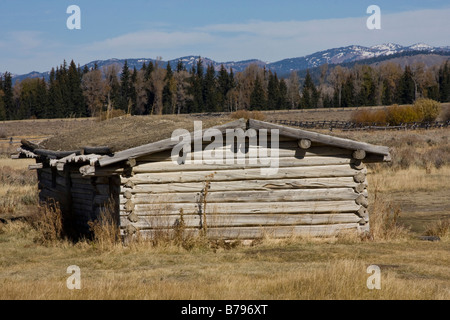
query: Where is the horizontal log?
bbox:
[123,189,132,199]
[71,196,94,206]
[122,165,364,184]
[93,184,110,196]
[71,187,94,195]
[354,183,366,194]
[39,182,67,195]
[121,177,367,194]
[136,145,353,163]
[39,188,66,200]
[131,156,354,174]
[120,188,366,204]
[79,164,128,177]
[72,202,93,213]
[351,160,365,170]
[83,146,112,155]
[120,213,362,229]
[357,207,369,222]
[29,163,43,170]
[298,139,311,149]
[353,172,366,183]
[248,119,390,156]
[94,194,110,206]
[34,149,82,159]
[352,150,366,160]
[355,194,369,208]
[135,223,360,240]
[125,200,360,215]
[21,139,40,151]
[71,177,93,186]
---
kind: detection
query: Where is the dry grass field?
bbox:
[0,111,449,300]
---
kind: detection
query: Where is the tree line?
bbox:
[1,57,449,121]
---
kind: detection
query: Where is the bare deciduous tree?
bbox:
[82,69,106,117]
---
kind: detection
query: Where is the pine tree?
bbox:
[68,60,86,116]
[381,79,392,106]
[129,67,138,115]
[203,63,219,112]
[217,64,230,110]
[119,60,132,112]
[439,61,450,102]
[57,62,71,117]
[278,79,289,110]
[162,62,174,114]
[176,60,186,72]
[250,76,266,110]
[145,61,154,81]
[267,71,280,110]
[0,89,5,120]
[357,67,376,106]
[398,66,415,104]
[36,78,48,118]
[2,72,14,119]
[300,70,318,108]
[47,68,63,118]
[342,74,355,108]
[188,58,204,113]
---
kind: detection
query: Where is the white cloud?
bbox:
[2,8,450,74]
[84,30,214,57]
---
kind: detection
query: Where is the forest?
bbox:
[0,57,449,120]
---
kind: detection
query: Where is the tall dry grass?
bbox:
[231,109,265,120]
[27,200,64,245]
[87,200,121,251]
[0,159,38,218]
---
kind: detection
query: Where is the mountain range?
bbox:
[8,43,450,82]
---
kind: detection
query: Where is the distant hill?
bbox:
[8,42,450,83]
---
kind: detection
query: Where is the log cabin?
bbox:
[13,117,391,240]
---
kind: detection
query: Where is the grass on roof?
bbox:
[39,114,232,152]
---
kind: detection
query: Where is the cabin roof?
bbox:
[15,117,391,170]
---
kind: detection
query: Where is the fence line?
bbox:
[269,119,450,131]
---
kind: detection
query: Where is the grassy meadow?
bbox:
[0,118,449,300]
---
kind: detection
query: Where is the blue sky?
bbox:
[1,0,449,74]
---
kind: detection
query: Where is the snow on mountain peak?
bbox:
[408,43,433,50]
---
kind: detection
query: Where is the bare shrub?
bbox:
[351,108,387,124]
[0,165,37,186]
[369,183,410,241]
[413,98,441,122]
[96,108,127,122]
[424,219,450,238]
[231,109,265,121]
[28,200,64,245]
[386,104,421,125]
[88,200,120,251]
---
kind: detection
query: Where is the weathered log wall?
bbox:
[119,139,370,240]
[38,166,119,236]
